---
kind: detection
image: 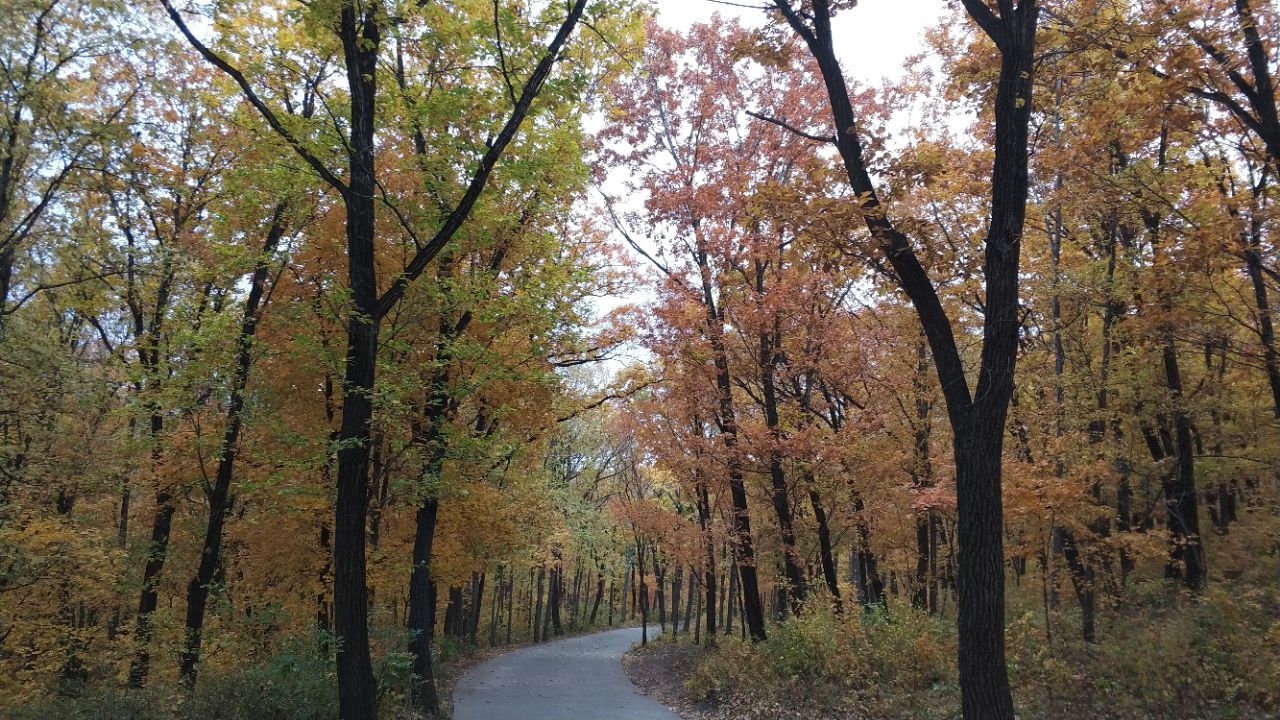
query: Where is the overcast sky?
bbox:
[654,0,945,84]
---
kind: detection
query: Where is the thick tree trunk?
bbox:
[330,8,383,718]
[953,423,1015,719]
[541,574,554,643]
[774,2,1037,716]
[407,498,439,711]
[549,565,563,636]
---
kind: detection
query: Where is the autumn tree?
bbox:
[762,1,1040,716]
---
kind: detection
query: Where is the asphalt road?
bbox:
[453,626,679,720]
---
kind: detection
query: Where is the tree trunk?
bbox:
[759,317,805,610]
[505,573,514,644]
[670,564,683,636]
[1146,180,1206,589]
[407,497,440,711]
[128,411,170,688]
[637,542,648,645]
[652,553,666,632]
[330,9,383,717]
[406,308,456,713]
[550,566,563,636]
[607,579,615,626]
[532,565,545,643]
[697,471,717,645]
[807,484,841,611]
[682,567,694,632]
[695,235,767,641]
[1244,218,1280,418]
[490,566,503,647]
[774,3,1038,717]
[620,560,630,623]
[180,203,287,684]
[693,575,703,645]
[589,571,604,625]
[724,562,737,635]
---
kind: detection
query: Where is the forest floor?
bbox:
[452,626,678,720]
[625,634,846,720]
[623,637,714,719]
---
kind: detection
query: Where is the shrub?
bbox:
[686,604,955,719]
[7,636,339,720]
[684,582,1280,720]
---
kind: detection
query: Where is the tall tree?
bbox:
[767,1,1040,716]
[162,0,595,713]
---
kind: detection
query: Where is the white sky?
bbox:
[654,0,945,84]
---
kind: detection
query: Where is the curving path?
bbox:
[453,626,678,720]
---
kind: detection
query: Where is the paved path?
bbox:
[453,626,679,720]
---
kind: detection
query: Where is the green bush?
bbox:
[4,631,425,720]
[184,637,338,720]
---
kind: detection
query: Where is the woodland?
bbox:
[1,0,1279,718]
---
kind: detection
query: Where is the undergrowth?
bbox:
[684,579,1280,720]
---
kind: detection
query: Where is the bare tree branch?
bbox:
[746,110,834,144]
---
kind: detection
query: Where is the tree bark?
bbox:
[128,412,170,688]
[533,564,545,643]
[696,462,717,645]
[1242,216,1280,418]
[772,2,1038,715]
[179,203,289,683]
[758,309,805,610]
[589,571,605,625]
[1145,158,1206,589]
[697,244,767,641]
[807,485,841,611]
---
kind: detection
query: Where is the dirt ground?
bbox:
[622,638,715,719]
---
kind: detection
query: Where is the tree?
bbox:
[161,0,599,713]
[766,1,1040,716]
[602,19,840,640]
[0,0,129,330]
